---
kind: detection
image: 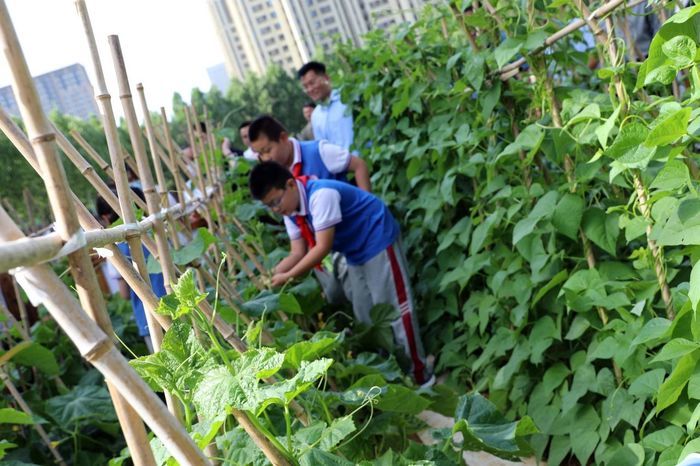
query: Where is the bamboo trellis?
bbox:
[0,1,307,464]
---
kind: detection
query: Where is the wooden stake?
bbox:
[0,368,67,466]
[1,207,210,465]
[0,3,157,464]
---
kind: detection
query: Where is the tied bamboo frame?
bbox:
[0,0,316,463]
[0,1,209,464]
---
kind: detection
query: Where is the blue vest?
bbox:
[297,140,348,182]
[293,179,399,265]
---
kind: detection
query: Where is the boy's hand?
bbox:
[271,272,291,287]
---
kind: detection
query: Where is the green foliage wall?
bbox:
[332,2,700,465]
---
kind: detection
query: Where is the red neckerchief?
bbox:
[292,163,322,270]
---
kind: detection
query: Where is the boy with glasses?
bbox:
[249,161,431,385]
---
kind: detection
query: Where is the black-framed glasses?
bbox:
[264,188,286,210]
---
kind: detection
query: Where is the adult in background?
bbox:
[223,120,259,163]
[97,187,166,352]
[297,102,315,141]
[298,61,354,150]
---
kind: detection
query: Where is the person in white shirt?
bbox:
[222,120,259,162]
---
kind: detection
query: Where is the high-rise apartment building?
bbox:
[0,63,98,120]
[208,0,431,80]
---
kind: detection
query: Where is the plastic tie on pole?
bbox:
[56,229,87,258]
[94,247,113,258]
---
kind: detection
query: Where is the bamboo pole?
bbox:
[498,0,647,79]
[73,2,169,362]
[0,200,203,272]
[10,275,30,338]
[1,207,210,465]
[136,86,169,213]
[68,129,149,213]
[2,198,25,232]
[137,86,183,253]
[160,107,188,212]
[0,3,157,464]
[109,36,186,422]
[21,188,35,233]
[0,105,171,332]
[574,0,674,318]
[0,368,67,466]
[191,108,216,197]
[113,77,178,294]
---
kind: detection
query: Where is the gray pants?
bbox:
[346,239,429,384]
[313,251,351,305]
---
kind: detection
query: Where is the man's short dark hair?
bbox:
[248,115,287,143]
[303,102,316,109]
[238,120,252,131]
[297,61,326,79]
[96,187,145,224]
[248,161,293,200]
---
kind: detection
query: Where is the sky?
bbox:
[0,0,226,119]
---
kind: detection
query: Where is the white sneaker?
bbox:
[419,373,436,389]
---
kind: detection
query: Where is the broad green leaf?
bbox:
[607,123,646,159]
[337,352,403,382]
[497,124,544,161]
[299,449,353,466]
[657,350,700,411]
[452,393,537,459]
[582,208,619,256]
[571,430,598,465]
[690,260,700,310]
[439,252,490,291]
[523,30,548,51]
[596,104,622,149]
[45,385,117,428]
[607,443,644,466]
[319,416,356,451]
[679,198,700,223]
[190,417,225,451]
[662,35,697,68]
[565,103,600,127]
[641,425,684,452]
[552,193,584,240]
[192,365,238,419]
[637,4,700,88]
[631,318,672,346]
[532,270,568,308]
[157,269,207,319]
[512,191,558,244]
[10,342,59,376]
[650,159,691,191]
[278,293,302,315]
[494,37,524,69]
[172,228,216,266]
[284,333,340,370]
[0,440,17,461]
[652,338,700,362]
[0,408,33,425]
[629,369,666,398]
[215,427,267,466]
[645,108,692,147]
[565,315,590,340]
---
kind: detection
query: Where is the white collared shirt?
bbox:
[283,179,342,240]
[288,137,351,175]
